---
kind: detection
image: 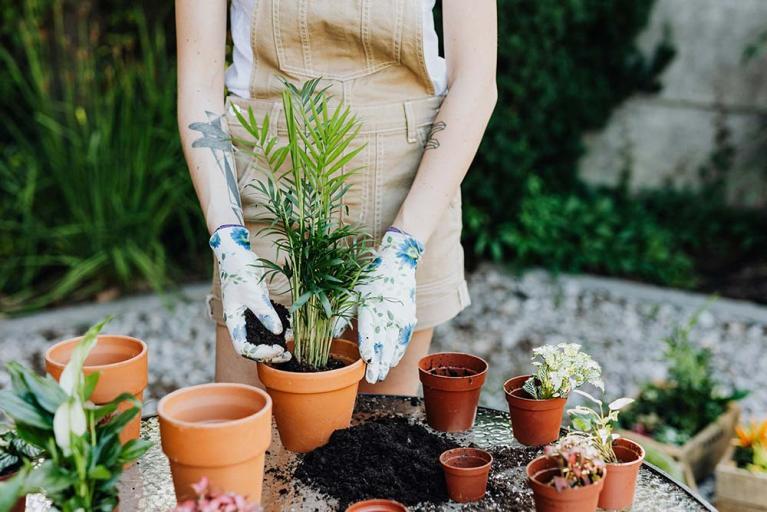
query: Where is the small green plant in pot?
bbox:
[526,435,606,512]
[232,79,373,452]
[0,319,152,512]
[568,391,644,510]
[504,343,603,446]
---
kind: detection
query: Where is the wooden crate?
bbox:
[617,402,740,487]
[716,447,767,512]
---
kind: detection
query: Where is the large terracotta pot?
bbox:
[0,471,25,512]
[418,352,488,432]
[440,447,493,503]
[503,375,566,446]
[45,334,148,443]
[158,383,272,503]
[598,438,645,511]
[257,338,364,453]
[526,456,605,512]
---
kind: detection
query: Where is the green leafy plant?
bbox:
[0,427,43,477]
[522,343,604,400]
[619,307,748,445]
[0,318,152,512]
[233,79,373,369]
[541,435,606,491]
[567,391,634,463]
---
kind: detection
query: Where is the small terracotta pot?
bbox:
[158,383,272,503]
[417,353,488,432]
[0,471,25,512]
[598,437,645,511]
[46,334,148,443]
[258,338,364,453]
[439,447,493,503]
[503,375,566,446]
[526,456,605,512]
[345,499,408,511]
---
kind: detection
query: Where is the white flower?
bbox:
[54,397,87,455]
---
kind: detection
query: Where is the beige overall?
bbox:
[211,0,470,384]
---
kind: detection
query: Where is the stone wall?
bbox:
[579,0,767,207]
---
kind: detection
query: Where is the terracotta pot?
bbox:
[158,383,272,503]
[417,353,488,432]
[257,338,364,453]
[598,437,645,511]
[439,447,493,503]
[526,456,605,512]
[0,471,25,512]
[345,499,408,511]
[46,335,148,443]
[503,375,566,446]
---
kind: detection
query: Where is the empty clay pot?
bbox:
[46,334,148,443]
[440,447,493,503]
[418,353,488,432]
[345,499,408,511]
[526,455,605,512]
[503,375,566,446]
[158,383,272,503]
[258,338,364,453]
[598,437,645,511]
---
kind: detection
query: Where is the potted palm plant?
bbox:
[526,435,607,512]
[567,391,644,511]
[504,343,603,446]
[232,79,374,452]
[0,319,152,512]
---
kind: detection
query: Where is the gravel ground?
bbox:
[2,264,766,419]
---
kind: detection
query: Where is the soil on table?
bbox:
[295,417,458,508]
[244,301,290,348]
[429,366,478,377]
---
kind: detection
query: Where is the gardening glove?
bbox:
[210,225,290,363]
[356,228,424,383]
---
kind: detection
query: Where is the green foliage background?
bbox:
[1,0,765,312]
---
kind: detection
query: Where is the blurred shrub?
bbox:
[0,1,203,312]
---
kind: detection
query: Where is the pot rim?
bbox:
[258,338,364,382]
[417,352,489,379]
[345,499,408,511]
[440,447,493,474]
[526,459,606,496]
[503,375,568,404]
[45,334,147,372]
[157,382,272,430]
[607,437,646,467]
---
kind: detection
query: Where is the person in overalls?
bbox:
[176,0,497,395]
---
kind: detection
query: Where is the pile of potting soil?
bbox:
[244,302,290,348]
[295,417,458,507]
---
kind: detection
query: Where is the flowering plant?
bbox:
[173,477,261,512]
[522,343,604,399]
[0,319,151,512]
[567,390,634,463]
[234,79,374,369]
[734,419,767,474]
[542,435,606,491]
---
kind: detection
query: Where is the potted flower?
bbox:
[0,319,152,512]
[715,419,767,512]
[526,435,606,512]
[232,79,373,452]
[0,427,42,512]
[172,477,261,512]
[567,391,643,511]
[618,309,746,484]
[504,343,603,446]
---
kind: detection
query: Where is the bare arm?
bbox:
[392,0,497,243]
[176,0,242,234]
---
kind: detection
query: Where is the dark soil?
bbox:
[244,301,290,348]
[478,445,540,511]
[295,417,458,508]
[429,366,478,377]
[273,356,346,373]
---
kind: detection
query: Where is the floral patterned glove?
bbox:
[210,225,290,363]
[356,228,424,383]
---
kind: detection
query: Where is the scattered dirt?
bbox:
[295,417,458,508]
[429,366,478,377]
[244,301,290,348]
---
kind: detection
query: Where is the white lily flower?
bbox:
[54,397,87,455]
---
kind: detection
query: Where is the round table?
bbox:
[31,395,716,511]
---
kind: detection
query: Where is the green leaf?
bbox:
[88,465,112,480]
[118,439,152,464]
[0,390,52,430]
[82,372,100,402]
